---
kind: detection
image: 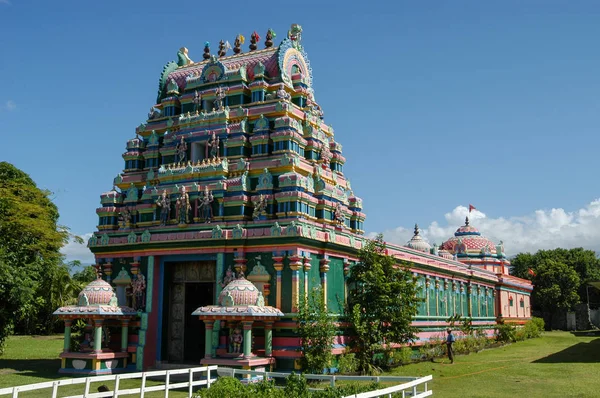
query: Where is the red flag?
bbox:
[528,268,536,277]
[469,204,476,213]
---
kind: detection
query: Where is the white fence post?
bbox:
[140,373,147,398]
[84,378,91,396]
[114,374,121,397]
[188,368,194,397]
[206,367,212,389]
[164,370,170,398]
[51,381,59,398]
[11,387,18,398]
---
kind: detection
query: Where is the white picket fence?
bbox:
[0,365,432,398]
[0,365,217,398]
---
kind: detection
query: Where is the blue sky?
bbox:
[1,1,599,262]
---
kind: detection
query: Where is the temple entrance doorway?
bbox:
[166,261,216,363]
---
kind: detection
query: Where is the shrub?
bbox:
[398,346,414,365]
[194,377,246,398]
[532,317,545,332]
[495,323,517,343]
[297,288,336,373]
[337,351,358,374]
[383,346,413,368]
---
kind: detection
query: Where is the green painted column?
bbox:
[63,320,72,352]
[93,320,103,352]
[264,322,273,357]
[204,321,214,359]
[121,320,129,352]
[243,322,253,358]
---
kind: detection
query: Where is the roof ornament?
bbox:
[234,34,245,54]
[287,24,303,50]
[249,31,260,51]
[177,47,193,66]
[465,216,470,226]
[265,28,276,48]
[203,41,211,60]
[414,224,421,236]
[166,79,179,95]
[218,40,230,57]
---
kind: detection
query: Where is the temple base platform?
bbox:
[58,351,130,375]
[201,355,275,383]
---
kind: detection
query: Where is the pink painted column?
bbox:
[303,255,311,298]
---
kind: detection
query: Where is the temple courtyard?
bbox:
[0,331,598,397]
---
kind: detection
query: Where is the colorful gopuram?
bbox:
[86,24,532,373]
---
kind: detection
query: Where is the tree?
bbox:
[0,162,70,352]
[347,234,420,374]
[297,287,336,373]
[531,259,580,327]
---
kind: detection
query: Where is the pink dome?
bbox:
[218,277,261,306]
[78,278,115,306]
[440,217,498,255]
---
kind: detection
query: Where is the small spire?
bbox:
[414,223,420,236]
[465,216,470,226]
[203,41,210,60]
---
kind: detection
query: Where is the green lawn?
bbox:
[388,331,600,397]
[0,332,598,397]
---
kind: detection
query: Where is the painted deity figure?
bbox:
[198,186,214,223]
[213,86,228,111]
[230,327,243,354]
[156,190,171,225]
[221,265,235,288]
[320,139,332,167]
[131,273,146,311]
[119,208,132,228]
[253,194,268,220]
[177,47,193,66]
[176,186,191,224]
[148,106,161,120]
[334,202,345,225]
[207,132,220,159]
[276,83,291,101]
[176,137,188,163]
[192,90,202,113]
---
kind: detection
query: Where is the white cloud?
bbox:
[4,100,16,111]
[61,233,95,265]
[373,200,600,256]
[0,0,11,5]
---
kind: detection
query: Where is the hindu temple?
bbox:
[85,24,532,373]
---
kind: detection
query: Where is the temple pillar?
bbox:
[425,277,431,316]
[243,322,253,358]
[434,279,440,316]
[289,255,303,312]
[104,260,113,283]
[264,322,273,357]
[204,321,214,359]
[63,320,72,352]
[319,257,330,310]
[121,320,129,352]
[467,284,473,317]
[343,260,350,303]
[234,256,247,275]
[93,320,103,352]
[443,281,449,316]
[302,255,311,298]
[273,255,284,310]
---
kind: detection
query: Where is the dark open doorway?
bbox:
[184,282,214,362]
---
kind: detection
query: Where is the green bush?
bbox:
[532,317,545,332]
[495,323,517,343]
[337,351,358,374]
[383,346,413,368]
[194,377,247,398]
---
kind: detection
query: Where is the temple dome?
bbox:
[405,224,431,253]
[78,278,115,306]
[441,217,498,255]
[218,276,262,306]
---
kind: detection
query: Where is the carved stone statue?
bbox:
[156,190,171,225]
[253,194,268,220]
[131,273,146,311]
[207,132,220,159]
[320,139,332,167]
[213,86,228,111]
[334,202,345,225]
[177,47,193,66]
[192,91,202,112]
[276,84,291,101]
[230,326,243,353]
[176,137,188,163]
[221,265,235,288]
[176,186,191,225]
[198,186,214,223]
[119,208,132,229]
[148,107,161,120]
[287,24,303,50]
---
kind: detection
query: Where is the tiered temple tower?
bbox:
[86,25,532,373]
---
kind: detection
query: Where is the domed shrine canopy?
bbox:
[53,277,137,375]
[405,224,431,253]
[192,275,283,372]
[440,217,510,274]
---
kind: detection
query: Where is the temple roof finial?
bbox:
[465,216,470,226]
[414,223,420,236]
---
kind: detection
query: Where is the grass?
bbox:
[0,332,599,397]
[0,335,189,397]
[387,330,600,397]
